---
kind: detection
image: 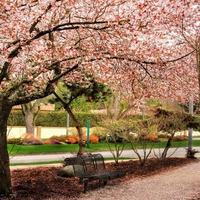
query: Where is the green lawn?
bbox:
[7,140,200,155]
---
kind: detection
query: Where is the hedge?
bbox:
[8,111,100,127]
[9,110,200,130]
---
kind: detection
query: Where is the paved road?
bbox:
[9,146,200,164]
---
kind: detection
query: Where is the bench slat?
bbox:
[64,156,109,193]
[64,153,126,193]
[91,153,126,179]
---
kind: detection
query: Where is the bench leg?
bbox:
[99,180,107,187]
[84,182,88,193]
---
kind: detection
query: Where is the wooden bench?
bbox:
[64,153,126,192]
[90,153,126,179]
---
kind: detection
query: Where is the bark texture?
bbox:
[0,101,12,196]
[22,103,34,134]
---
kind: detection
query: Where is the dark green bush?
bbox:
[193,115,200,132]
[9,110,200,132]
[8,111,100,127]
[8,111,25,126]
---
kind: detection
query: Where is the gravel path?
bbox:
[71,161,200,200]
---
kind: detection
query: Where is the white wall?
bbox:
[7,126,95,139]
[7,126,69,139]
[7,126,200,139]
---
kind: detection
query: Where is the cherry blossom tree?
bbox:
[0,1,136,195]
[0,0,199,196]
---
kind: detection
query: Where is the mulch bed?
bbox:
[4,157,198,200]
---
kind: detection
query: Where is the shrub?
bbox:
[49,135,67,143]
[7,137,22,144]
[149,134,158,141]
[76,135,87,143]
[158,133,169,139]
[172,135,187,142]
[43,139,52,145]
[9,110,100,127]
[66,137,77,144]
[89,135,99,143]
[22,137,44,145]
[91,127,107,141]
[45,139,63,144]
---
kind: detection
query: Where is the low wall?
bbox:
[7,126,71,139]
[7,126,200,139]
[7,126,96,139]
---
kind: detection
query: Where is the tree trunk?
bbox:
[22,103,34,134]
[25,110,34,134]
[0,101,12,196]
[64,105,85,155]
[161,133,175,159]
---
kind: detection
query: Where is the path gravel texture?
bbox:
[70,161,200,200]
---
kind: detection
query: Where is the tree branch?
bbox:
[0,62,9,83]
[166,50,195,63]
[49,62,80,84]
